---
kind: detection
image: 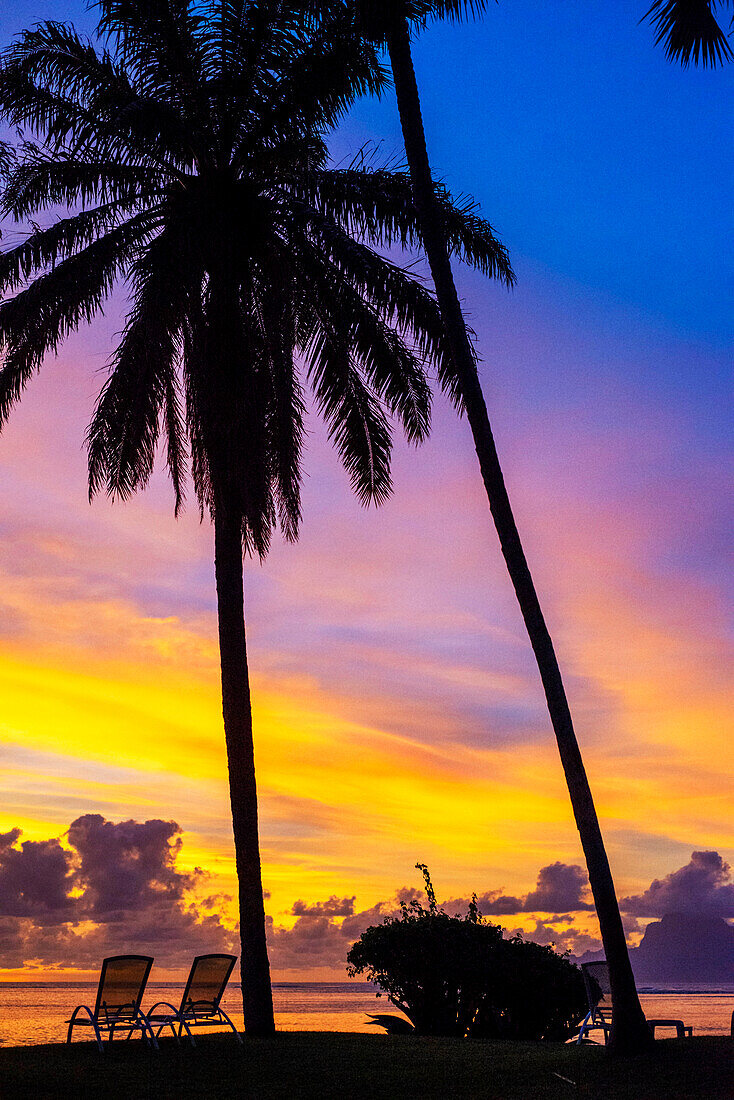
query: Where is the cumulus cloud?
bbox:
[0,816,234,970]
[68,814,195,920]
[291,896,355,918]
[522,862,594,913]
[444,862,594,917]
[620,851,734,917]
[0,829,76,922]
[5,823,731,977]
[268,899,397,971]
[466,890,525,916]
[507,919,603,958]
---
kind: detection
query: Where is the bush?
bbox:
[347,865,588,1040]
[472,934,589,1041]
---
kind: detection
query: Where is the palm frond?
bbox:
[87,224,197,506]
[234,18,386,159]
[297,167,515,285]
[0,203,146,293]
[313,0,491,42]
[1,152,160,219]
[184,269,275,557]
[0,215,150,427]
[163,364,188,515]
[0,24,198,171]
[643,0,733,67]
[304,321,393,505]
[289,224,432,439]
[96,0,206,101]
[286,203,466,407]
[255,265,304,542]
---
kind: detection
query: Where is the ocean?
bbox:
[0,982,732,1047]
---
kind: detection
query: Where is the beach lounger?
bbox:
[66,954,157,1052]
[147,953,242,1046]
[577,960,693,1044]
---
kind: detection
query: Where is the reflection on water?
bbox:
[0,982,384,1047]
[0,982,731,1047]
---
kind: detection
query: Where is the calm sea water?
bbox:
[0,982,731,1047]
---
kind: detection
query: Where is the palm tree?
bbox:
[318,0,653,1052]
[0,0,510,1034]
[643,0,733,67]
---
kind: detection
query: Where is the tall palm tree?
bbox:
[315,0,653,1052]
[0,0,510,1034]
[643,0,733,67]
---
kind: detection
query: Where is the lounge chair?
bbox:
[66,955,157,1052]
[577,960,692,1043]
[147,953,242,1046]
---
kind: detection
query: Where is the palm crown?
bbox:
[0,0,512,556]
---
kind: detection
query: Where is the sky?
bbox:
[0,1,732,979]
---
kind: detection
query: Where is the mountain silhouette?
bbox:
[577,913,734,985]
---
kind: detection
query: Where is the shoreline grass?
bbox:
[0,1032,731,1099]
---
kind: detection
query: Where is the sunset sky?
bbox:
[0,0,731,978]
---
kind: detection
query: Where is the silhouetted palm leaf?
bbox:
[643,0,733,67]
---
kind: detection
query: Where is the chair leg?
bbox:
[576,1011,592,1045]
[67,1006,104,1054]
[218,1008,244,1045]
[178,1019,196,1047]
[135,1007,159,1051]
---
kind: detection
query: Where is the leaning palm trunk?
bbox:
[386,17,652,1054]
[214,507,275,1035]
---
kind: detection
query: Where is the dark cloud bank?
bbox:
[0,818,732,982]
[0,816,237,971]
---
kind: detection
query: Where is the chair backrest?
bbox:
[180,954,237,1015]
[581,961,612,1020]
[94,955,154,1020]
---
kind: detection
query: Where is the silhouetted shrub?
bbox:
[347,865,587,1040]
[471,934,588,1041]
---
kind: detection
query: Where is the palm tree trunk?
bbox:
[387,17,652,1054]
[214,506,275,1036]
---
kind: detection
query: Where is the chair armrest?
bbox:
[146,1001,181,1019]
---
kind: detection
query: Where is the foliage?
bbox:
[0,1,513,550]
[642,0,733,68]
[471,933,588,1041]
[347,865,587,1040]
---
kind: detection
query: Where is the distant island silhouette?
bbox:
[577,913,734,986]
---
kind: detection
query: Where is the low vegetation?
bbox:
[2,1034,731,1099]
[347,865,588,1039]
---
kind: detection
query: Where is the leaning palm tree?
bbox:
[313,0,653,1052]
[0,0,511,1034]
[643,0,733,67]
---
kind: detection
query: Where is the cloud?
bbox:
[5,824,732,978]
[445,862,594,917]
[451,890,525,916]
[68,814,194,920]
[522,862,594,913]
[268,899,398,972]
[507,919,603,958]
[620,851,734,917]
[291,896,355,917]
[268,863,596,972]
[0,816,234,970]
[0,830,76,922]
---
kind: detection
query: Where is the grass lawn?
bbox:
[0,1033,731,1099]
